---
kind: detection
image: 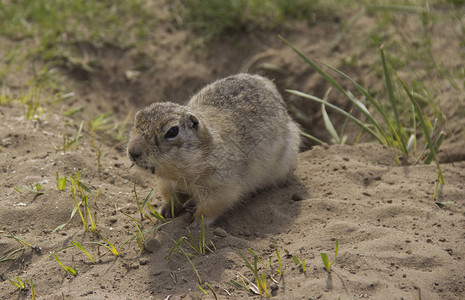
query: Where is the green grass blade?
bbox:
[414,118,438,164]
[321,62,407,154]
[380,48,400,132]
[287,89,383,143]
[133,183,143,220]
[320,253,330,272]
[197,284,208,295]
[184,232,201,255]
[53,253,77,276]
[282,36,393,145]
[424,131,445,165]
[260,273,270,297]
[8,277,24,290]
[322,103,340,144]
[280,36,349,98]
[206,282,219,300]
[96,232,119,257]
[121,210,142,224]
[238,250,255,276]
[53,204,79,232]
[84,195,94,231]
[77,180,92,194]
[71,241,96,263]
[147,203,166,223]
[292,254,300,265]
[396,75,444,184]
[407,134,415,153]
[142,188,154,212]
[274,246,283,274]
[164,233,202,284]
[30,279,35,300]
[335,239,339,257]
[170,196,175,218]
[300,131,325,145]
[380,47,408,154]
[6,229,32,248]
[0,248,25,262]
[201,216,206,255]
[72,187,86,229]
[121,222,169,247]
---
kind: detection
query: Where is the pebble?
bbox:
[140,258,150,265]
[291,193,303,201]
[214,227,227,238]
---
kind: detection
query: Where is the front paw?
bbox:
[190,213,215,229]
[160,203,182,219]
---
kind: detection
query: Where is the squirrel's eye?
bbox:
[164,126,179,139]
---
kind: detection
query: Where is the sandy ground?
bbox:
[1,2,465,299]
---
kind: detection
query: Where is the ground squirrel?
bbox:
[127,73,301,226]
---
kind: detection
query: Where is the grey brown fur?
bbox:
[127,74,301,225]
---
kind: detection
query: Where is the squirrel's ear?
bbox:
[187,113,199,130]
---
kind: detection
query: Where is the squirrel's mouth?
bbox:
[130,163,156,174]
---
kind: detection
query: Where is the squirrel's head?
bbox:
[127,102,208,179]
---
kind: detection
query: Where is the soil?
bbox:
[1,2,464,300]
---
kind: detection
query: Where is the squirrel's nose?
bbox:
[128,149,141,161]
[127,134,144,162]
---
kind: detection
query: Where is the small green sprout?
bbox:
[13,183,44,195]
[146,203,167,224]
[0,248,25,262]
[63,172,98,232]
[321,239,339,273]
[8,276,27,291]
[71,183,87,230]
[238,249,270,298]
[184,216,216,255]
[56,171,67,191]
[71,241,96,264]
[283,249,306,274]
[5,229,33,248]
[166,234,202,284]
[133,184,154,221]
[121,222,168,250]
[30,279,35,300]
[89,113,114,173]
[64,106,82,116]
[53,121,83,153]
[198,282,218,300]
[20,84,45,120]
[8,276,36,299]
[95,232,119,257]
[274,246,283,275]
[291,254,306,274]
[53,253,77,276]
